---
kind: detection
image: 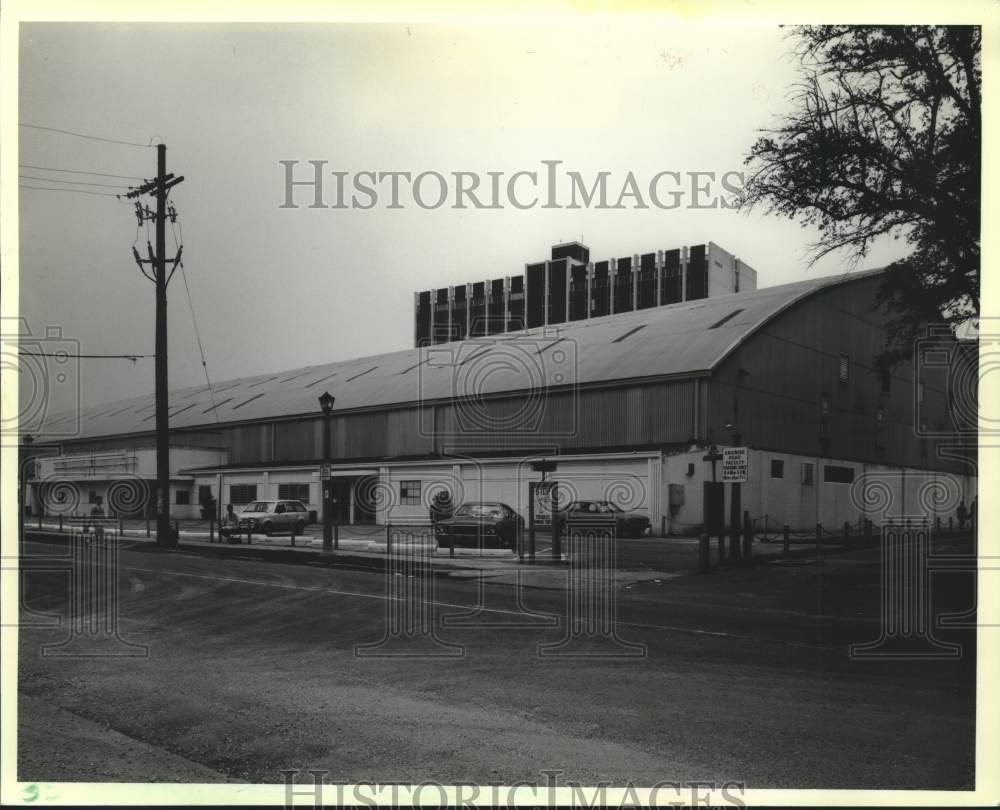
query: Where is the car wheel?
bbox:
[260,522,272,537]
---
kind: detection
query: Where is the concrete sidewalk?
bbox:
[23,516,911,591]
[23,524,679,591]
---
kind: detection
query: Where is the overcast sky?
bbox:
[18,21,912,423]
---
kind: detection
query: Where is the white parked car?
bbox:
[237,500,309,536]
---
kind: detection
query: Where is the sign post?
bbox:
[530,481,559,561]
[721,448,748,562]
[721,447,748,484]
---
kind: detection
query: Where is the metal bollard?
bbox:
[864,518,873,544]
[935,515,941,533]
[146,516,151,538]
[816,523,823,553]
[119,516,124,536]
[58,513,64,533]
[783,524,790,555]
[386,523,392,554]
[290,524,296,547]
[698,533,710,573]
[209,518,215,543]
[742,510,752,564]
[844,521,851,544]
[717,531,726,566]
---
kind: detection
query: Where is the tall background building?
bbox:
[414,241,758,346]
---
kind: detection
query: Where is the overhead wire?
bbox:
[19,122,154,149]
[19,163,145,180]
[19,183,122,198]
[19,349,150,362]
[19,173,129,189]
[170,213,221,423]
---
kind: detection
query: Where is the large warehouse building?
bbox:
[25,244,977,533]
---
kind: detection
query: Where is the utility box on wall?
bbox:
[668,483,685,507]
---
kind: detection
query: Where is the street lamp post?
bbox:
[19,435,35,546]
[319,391,336,553]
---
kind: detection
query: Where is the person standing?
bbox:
[89,496,106,541]
[957,499,968,531]
[429,489,454,524]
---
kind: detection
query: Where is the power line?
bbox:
[19,349,151,361]
[19,163,145,180]
[19,173,129,189]
[20,122,154,148]
[170,214,219,421]
[19,183,122,198]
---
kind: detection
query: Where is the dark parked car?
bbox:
[559,500,650,538]
[434,502,524,550]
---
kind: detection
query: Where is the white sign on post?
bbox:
[721,447,748,483]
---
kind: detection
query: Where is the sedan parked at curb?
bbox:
[434,502,524,550]
[238,500,309,536]
[559,500,651,538]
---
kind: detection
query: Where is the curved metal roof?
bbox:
[33,269,882,441]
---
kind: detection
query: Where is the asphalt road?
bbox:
[17,534,976,789]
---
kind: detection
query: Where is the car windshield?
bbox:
[455,503,505,519]
[242,502,272,513]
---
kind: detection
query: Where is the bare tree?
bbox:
[743,25,980,368]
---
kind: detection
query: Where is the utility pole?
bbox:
[128,144,184,547]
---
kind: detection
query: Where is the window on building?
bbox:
[823,465,855,484]
[839,353,850,383]
[770,459,784,479]
[400,480,422,506]
[801,462,814,486]
[278,483,310,502]
[176,490,190,505]
[198,485,213,507]
[230,484,257,505]
[88,490,99,504]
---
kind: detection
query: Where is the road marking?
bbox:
[121,565,833,649]
[123,566,537,618]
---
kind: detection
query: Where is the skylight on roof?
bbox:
[612,325,648,343]
[708,309,744,329]
[345,366,377,382]
[304,372,338,388]
[231,393,265,410]
[203,397,233,414]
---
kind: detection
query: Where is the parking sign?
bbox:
[721,447,748,483]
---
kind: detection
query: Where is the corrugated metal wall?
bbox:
[709,275,973,474]
[213,379,697,465]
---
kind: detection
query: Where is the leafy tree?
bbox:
[743,25,980,368]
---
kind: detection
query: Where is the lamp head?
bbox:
[318,391,336,414]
